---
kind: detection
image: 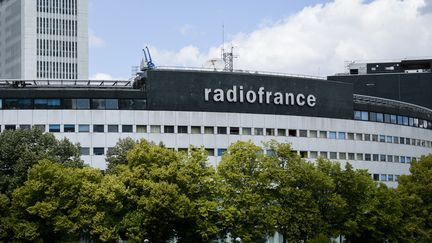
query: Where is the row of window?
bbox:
[37,0,78,15]
[354,110,432,130]
[36,61,77,79]
[37,39,78,58]
[372,173,400,182]
[1,124,430,150]
[0,99,146,110]
[37,18,77,37]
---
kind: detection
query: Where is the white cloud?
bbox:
[90,73,126,80]
[150,0,432,76]
[89,30,105,48]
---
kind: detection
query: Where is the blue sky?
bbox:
[88,0,432,79]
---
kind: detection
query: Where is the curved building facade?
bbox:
[1,59,431,187]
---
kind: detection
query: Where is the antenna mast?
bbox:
[221,25,236,72]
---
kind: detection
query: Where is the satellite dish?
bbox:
[203,58,224,71]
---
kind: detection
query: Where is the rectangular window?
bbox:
[288,129,297,137]
[5,125,16,131]
[393,136,399,144]
[80,147,90,155]
[356,153,363,160]
[136,125,147,133]
[76,99,90,109]
[386,136,392,143]
[329,131,337,139]
[191,126,201,134]
[394,156,400,163]
[93,147,105,155]
[230,127,240,135]
[277,129,286,136]
[361,111,369,121]
[254,128,263,135]
[373,174,380,181]
[356,133,363,141]
[20,125,31,130]
[205,148,215,156]
[365,154,371,161]
[34,125,46,132]
[320,151,328,159]
[347,133,354,140]
[400,137,405,144]
[92,99,106,109]
[309,130,318,138]
[300,151,308,158]
[79,124,90,132]
[242,127,252,135]
[372,134,378,142]
[387,155,393,162]
[164,126,174,133]
[299,130,308,137]
[64,124,75,132]
[108,125,119,133]
[265,128,275,136]
[373,154,379,161]
[339,152,347,160]
[319,131,327,138]
[384,114,391,123]
[379,135,386,142]
[400,156,406,163]
[49,124,60,132]
[388,174,394,181]
[376,113,384,122]
[93,125,105,133]
[364,134,371,141]
[178,126,188,134]
[204,126,214,134]
[406,138,411,145]
[380,154,386,162]
[217,148,227,156]
[390,115,397,124]
[150,125,161,133]
[330,152,337,159]
[348,153,355,160]
[370,112,377,122]
[354,111,361,120]
[310,151,318,159]
[380,174,387,181]
[338,132,346,140]
[105,99,119,109]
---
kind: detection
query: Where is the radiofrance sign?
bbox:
[204,86,316,107]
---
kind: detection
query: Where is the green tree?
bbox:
[217,141,275,243]
[0,128,84,195]
[11,160,101,242]
[398,155,432,242]
[106,137,137,174]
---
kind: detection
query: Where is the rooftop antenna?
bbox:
[221,25,237,72]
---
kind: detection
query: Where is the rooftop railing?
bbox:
[0,79,132,88]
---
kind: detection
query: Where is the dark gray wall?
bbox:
[328,72,432,110]
[146,70,354,119]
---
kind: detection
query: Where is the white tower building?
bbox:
[0,0,88,79]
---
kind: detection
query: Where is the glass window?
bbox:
[92,99,106,109]
[80,147,90,155]
[329,131,337,139]
[372,134,378,142]
[355,133,363,141]
[47,99,61,108]
[19,125,31,129]
[63,99,75,109]
[339,152,346,160]
[34,125,46,132]
[356,153,363,160]
[217,148,227,156]
[217,127,227,134]
[373,174,380,181]
[384,114,391,123]
[178,126,188,134]
[365,154,371,161]
[76,99,90,109]
[400,156,406,163]
[373,154,379,161]
[380,154,386,162]
[330,152,337,159]
[49,124,60,132]
[370,112,377,122]
[310,130,318,138]
[105,99,119,109]
[288,129,297,137]
[5,125,16,131]
[79,124,90,132]
[379,135,386,142]
[402,116,409,126]
[122,125,133,133]
[347,133,354,140]
[361,111,369,121]
[354,111,361,120]
[205,148,215,156]
[136,125,147,133]
[406,157,412,163]
[265,128,275,136]
[119,99,146,110]
[338,132,346,140]
[406,138,411,145]
[409,117,414,126]
[400,137,405,144]
[0,99,2,109]
[93,147,105,155]
[380,174,387,181]
[277,129,286,136]
[299,151,308,158]
[393,136,399,144]
[93,125,104,133]
[394,155,400,163]
[397,116,403,125]
[320,151,328,159]
[254,128,263,135]
[230,127,240,135]
[388,174,394,181]
[376,113,384,122]
[242,127,252,135]
[164,126,174,133]
[310,151,318,159]
[108,125,119,133]
[64,124,75,132]
[204,126,214,134]
[319,131,327,138]
[413,118,419,127]
[387,155,393,162]
[386,136,392,143]
[299,130,308,137]
[150,125,161,133]
[390,115,397,124]
[191,126,201,134]
[364,134,370,141]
